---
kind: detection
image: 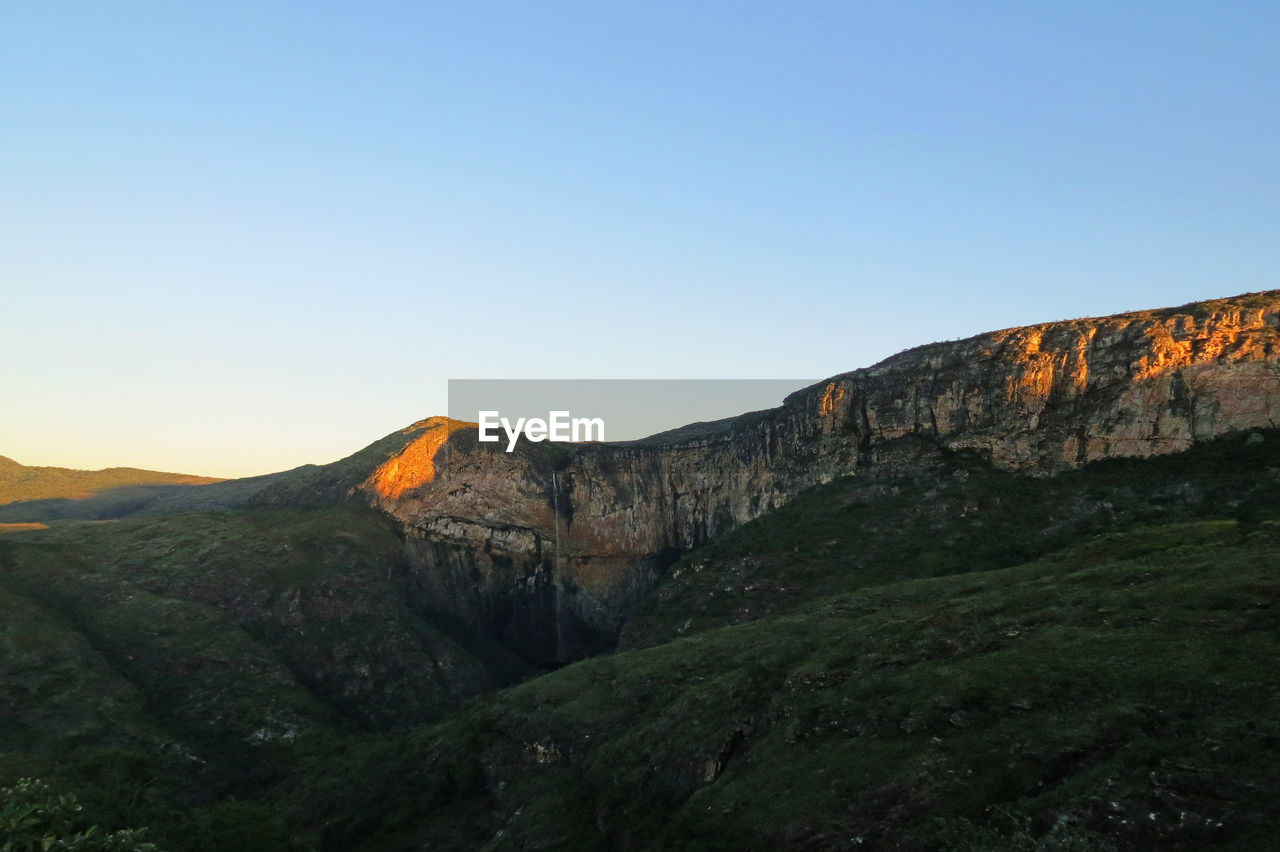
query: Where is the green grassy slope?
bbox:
[288,517,1280,850]
[0,456,221,505]
[4,433,1280,849]
[0,505,531,850]
[621,430,1280,650]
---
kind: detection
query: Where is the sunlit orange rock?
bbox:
[364,417,471,499]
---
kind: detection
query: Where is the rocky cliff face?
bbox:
[352,291,1280,664]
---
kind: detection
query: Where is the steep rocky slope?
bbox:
[344,291,1280,663]
[8,292,1276,666]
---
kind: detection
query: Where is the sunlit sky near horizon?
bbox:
[3,2,1277,478]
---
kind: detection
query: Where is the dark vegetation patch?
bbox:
[620,428,1280,649]
[2,431,1279,848]
[288,518,1280,850]
[0,505,529,850]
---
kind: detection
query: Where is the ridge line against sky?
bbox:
[2,2,1276,478]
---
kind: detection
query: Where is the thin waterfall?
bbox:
[551,470,565,662]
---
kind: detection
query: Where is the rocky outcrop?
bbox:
[842,292,1280,471]
[351,291,1280,664]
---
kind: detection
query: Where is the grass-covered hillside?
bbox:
[0,456,220,505]
[0,455,233,525]
[2,431,1278,849]
[622,430,1280,650]
[292,517,1280,850]
[0,505,530,850]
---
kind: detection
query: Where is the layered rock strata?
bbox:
[354,292,1280,662]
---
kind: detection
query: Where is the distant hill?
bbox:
[0,456,221,505]
[0,431,425,522]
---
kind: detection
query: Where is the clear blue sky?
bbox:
[3,2,1277,477]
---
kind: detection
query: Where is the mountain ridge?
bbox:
[0,457,222,506]
[5,290,1277,664]
[3,290,1280,849]
[334,288,1280,663]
